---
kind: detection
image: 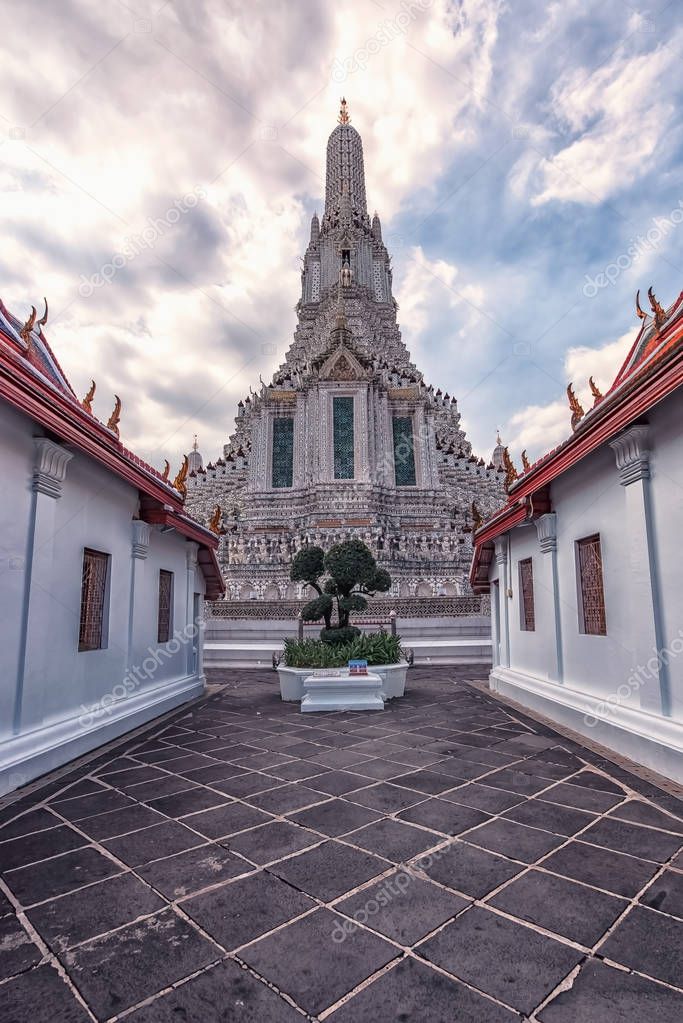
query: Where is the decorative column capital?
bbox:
[32,438,73,498]
[609,425,650,486]
[132,520,152,559]
[186,541,199,569]
[535,512,558,553]
[494,536,508,565]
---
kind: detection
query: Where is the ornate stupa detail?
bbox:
[185,104,506,601]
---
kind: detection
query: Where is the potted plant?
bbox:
[276,539,409,701]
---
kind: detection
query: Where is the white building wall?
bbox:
[0,403,208,796]
[489,390,683,783]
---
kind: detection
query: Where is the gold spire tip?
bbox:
[338,97,350,125]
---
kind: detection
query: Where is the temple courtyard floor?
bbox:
[1,668,682,1022]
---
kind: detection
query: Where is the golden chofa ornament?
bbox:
[82,380,96,414]
[173,455,189,499]
[107,395,122,437]
[566,383,585,431]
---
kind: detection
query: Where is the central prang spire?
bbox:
[324,98,368,218]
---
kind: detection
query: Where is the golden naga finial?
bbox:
[567,382,585,431]
[37,297,48,328]
[471,500,483,532]
[635,289,648,321]
[521,449,531,471]
[338,97,350,125]
[82,380,96,413]
[107,395,122,437]
[208,504,222,534]
[161,459,170,481]
[20,305,37,344]
[503,446,518,490]
[647,286,666,330]
[589,376,604,405]
[173,455,189,499]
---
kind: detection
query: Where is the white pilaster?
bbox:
[609,424,667,715]
[535,512,563,683]
[494,536,510,668]
[128,520,151,671]
[185,542,201,679]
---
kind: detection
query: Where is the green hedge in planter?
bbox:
[283,631,404,668]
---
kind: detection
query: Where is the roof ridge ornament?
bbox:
[338,97,350,125]
[107,394,122,437]
[37,297,48,328]
[173,455,189,499]
[647,286,667,331]
[589,376,604,406]
[20,305,36,345]
[82,379,96,413]
[566,382,585,431]
[635,289,648,321]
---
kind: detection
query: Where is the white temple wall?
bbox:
[0,402,207,796]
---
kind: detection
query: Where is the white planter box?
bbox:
[301,673,384,712]
[277,661,409,702]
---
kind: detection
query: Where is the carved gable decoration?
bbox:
[320,344,367,381]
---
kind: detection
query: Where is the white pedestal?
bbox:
[301,672,384,712]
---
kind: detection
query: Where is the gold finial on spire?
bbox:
[161,459,170,481]
[647,286,666,331]
[589,376,604,405]
[635,289,648,321]
[107,395,122,437]
[503,447,518,490]
[20,306,37,344]
[521,449,531,471]
[338,97,350,125]
[567,383,585,431]
[208,504,222,534]
[496,428,502,446]
[192,434,198,452]
[82,380,96,413]
[173,455,189,499]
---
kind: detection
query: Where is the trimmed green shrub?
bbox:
[282,630,404,668]
[320,625,361,646]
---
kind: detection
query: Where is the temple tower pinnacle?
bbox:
[324,99,368,218]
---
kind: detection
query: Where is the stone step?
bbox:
[204,637,492,669]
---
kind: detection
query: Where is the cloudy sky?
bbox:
[3,0,683,473]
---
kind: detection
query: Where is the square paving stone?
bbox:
[540,781,623,814]
[542,840,659,897]
[208,772,278,797]
[281,740,331,758]
[182,870,314,949]
[137,843,251,899]
[640,869,683,918]
[414,838,523,898]
[0,824,87,872]
[263,760,329,782]
[231,752,295,771]
[418,905,582,1014]
[182,802,274,839]
[289,797,382,837]
[99,765,168,788]
[63,908,220,1020]
[225,821,321,864]
[390,770,462,795]
[326,956,517,1023]
[145,787,231,817]
[2,963,91,1023]
[398,798,490,837]
[608,799,683,834]
[240,907,398,1016]
[26,872,165,951]
[53,789,135,821]
[155,754,222,775]
[570,770,626,795]
[308,771,369,795]
[482,767,554,795]
[270,840,389,902]
[580,817,681,862]
[124,776,199,802]
[503,799,597,836]
[442,782,525,813]
[335,870,469,944]
[347,758,411,780]
[489,868,628,946]
[422,758,490,782]
[125,958,304,1022]
[383,748,447,768]
[467,817,564,862]
[308,749,374,769]
[0,914,41,980]
[600,905,683,986]
[537,957,683,1022]
[344,818,442,862]
[246,783,327,815]
[180,762,246,784]
[76,804,166,840]
[348,782,427,813]
[0,808,60,841]
[199,744,261,763]
[4,846,122,905]
[103,820,204,867]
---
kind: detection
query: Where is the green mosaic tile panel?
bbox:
[272,416,294,488]
[333,396,355,479]
[393,415,417,486]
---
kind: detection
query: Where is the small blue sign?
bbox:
[348,659,368,675]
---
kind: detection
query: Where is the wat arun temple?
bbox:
[186,102,506,604]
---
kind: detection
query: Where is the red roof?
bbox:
[470,290,683,592]
[0,298,224,599]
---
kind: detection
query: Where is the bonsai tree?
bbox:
[291,538,391,644]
